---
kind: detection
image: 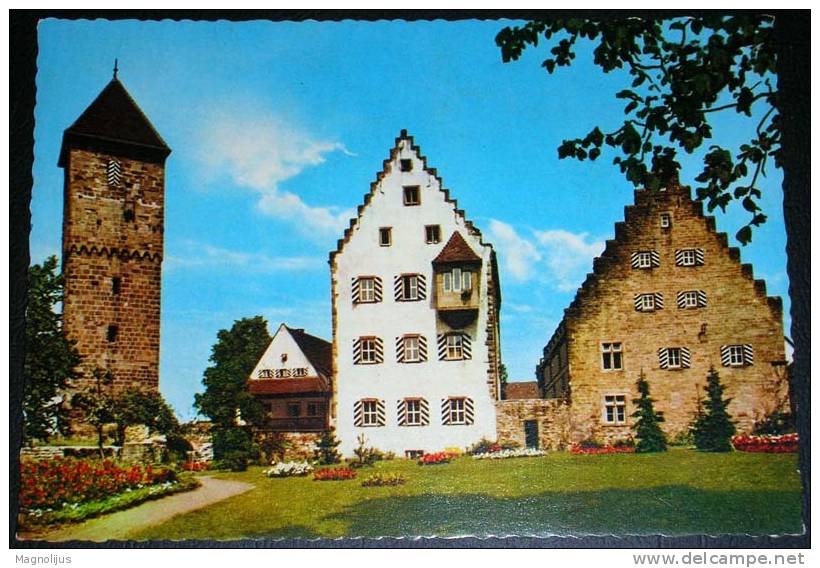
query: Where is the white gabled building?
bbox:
[329,130,502,457]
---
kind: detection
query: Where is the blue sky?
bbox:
[32,19,790,420]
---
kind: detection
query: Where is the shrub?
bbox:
[467,438,519,455]
[350,434,384,468]
[578,438,603,449]
[732,433,798,453]
[669,430,695,447]
[264,461,314,477]
[212,427,257,471]
[472,448,546,459]
[165,433,194,463]
[753,411,796,436]
[417,452,451,466]
[313,429,342,465]
[361,472,407,487]
[313,467,356,481]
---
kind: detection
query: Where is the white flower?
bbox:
[264,461,314,477]
[472,448,547,460]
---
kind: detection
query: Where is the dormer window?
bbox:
[403,185,420,206]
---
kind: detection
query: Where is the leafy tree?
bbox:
[72,368,117,458]
[692,367,737,452]
[314,428,342,465]
[496,15,778,244]
[631,372,667,453]
[110,388,180,446]
[22,256,81,444]
[194,316,271,429]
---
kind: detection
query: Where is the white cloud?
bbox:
[194,105,355,236]
[488,220,605,292]
[166,241,323,273]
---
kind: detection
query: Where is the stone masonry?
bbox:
[537,184,788,443]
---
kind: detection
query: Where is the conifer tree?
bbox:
[631,371,667,453]
[314,428,341,465]
[692,367,736,452]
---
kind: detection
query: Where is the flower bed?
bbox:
[417,452,452,466]
[570,444,636,455]
[19,457,176,511]
[361,472,407,487]
[181,461,210,472]
[472,448,547,460]
[732,433,798,453]
[265,461,314,478]
[313,467,356,481]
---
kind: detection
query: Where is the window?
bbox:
[442,397,474,426]
[634,293,663,312]
[112,277,121,295]
[402,275,419,300]
[721,344,754,367]
[675,248,704,266]
[679,290,699,309]
[353,276,381,304]
[446,335,462,360]
[395,274,426,301]
[287,403,301,418]
[306,402,321,417]
[601,342,623,371]
[603,395,626,424]
[107,325,118,343]
[658,346,691,369]
[361,338,377,363]
[379,227,392,246]
[437,333,472,361]
[443,268,472,292]
[397,335,427,363]
[405,336,420,362]
[631,250,659,269]
[292,368,308,377]
[403,185,421,205]
[362,400,380,426]
[425,225,441,244]
[660,213,672,228]
[354,337,383,364]
[123,209,135,223]
[398,399,429,426]
[400,159,413,172]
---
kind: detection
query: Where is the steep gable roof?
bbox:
[287,326,332,379]
[433,231,482,264]
[58,77,170,166]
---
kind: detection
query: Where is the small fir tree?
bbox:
[692,367,736,452]
[631,372,667,453]
[313,428,341,465]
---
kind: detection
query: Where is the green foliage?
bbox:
[669,429,695,447]
[194,316,271,429]
[71,368,117,457]
[165,433,194,462]
[499,363,509,386]
[313,429,342,465]
[692,367,737,452]
[212,427,257,471]
[350,434,381,468]
[23,256,81,444]
[753,411,795,435]
[110,388,180,446]
[496,15,778,244]
[631,372,667,453]
[258,432,293,464]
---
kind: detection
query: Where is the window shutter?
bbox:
[437,334,447,360]
[107,159,121,187]
[630,252,641,269]
[697,290,707,307]
[397,400,407,426]
[393,275,403,301]
[695,248,705,265]
[353,400,364,427]
[395,336,405,363]
[376,399,386,426]
[440,399,451,425]
[674,249,685,266]
[676,291,686,309]
[658,348,669,369]
[418,335,428,362]
[633,294,643,311]
[419,398,430,426]
[720,345,732,367]
[373,277,382,302]
[650,250,660,267]
[462,333,472,360]
[352,338,362,364]
[681,347,691,368]
[351,277,360,304]
[417,274,427,300]
[654,293,664,309]
[464,398,475,425]
[743,344,754,365]
[374,337,384,363]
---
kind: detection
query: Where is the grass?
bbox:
[127,449,801,540]
[21,476,201,528]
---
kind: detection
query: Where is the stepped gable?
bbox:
[58,77,170,167]
[329,129,494,263]
[433,231,482,264]
[287,326,332,381]
[564,183,783,320]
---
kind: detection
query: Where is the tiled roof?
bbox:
[287,326,332,379]
[59,78,170,166]
[433,231,482,264]
[248,377,329,396]
[504,381,541,400]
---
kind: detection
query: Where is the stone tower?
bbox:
[59,74,170,394]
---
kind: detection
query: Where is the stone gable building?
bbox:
[531,183,788,444]
[59,75,170,394]
[330,130,502,456]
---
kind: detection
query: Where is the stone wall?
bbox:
[495,399,573,450]
[254,431,320,463]
[62,147,165,395]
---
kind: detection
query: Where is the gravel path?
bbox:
[19,476,254,542]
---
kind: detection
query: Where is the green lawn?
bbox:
[131,449,802,540]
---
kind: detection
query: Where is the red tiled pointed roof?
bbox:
[286,326,332,379]
[58,78,170,166]
[433,231,482,264]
